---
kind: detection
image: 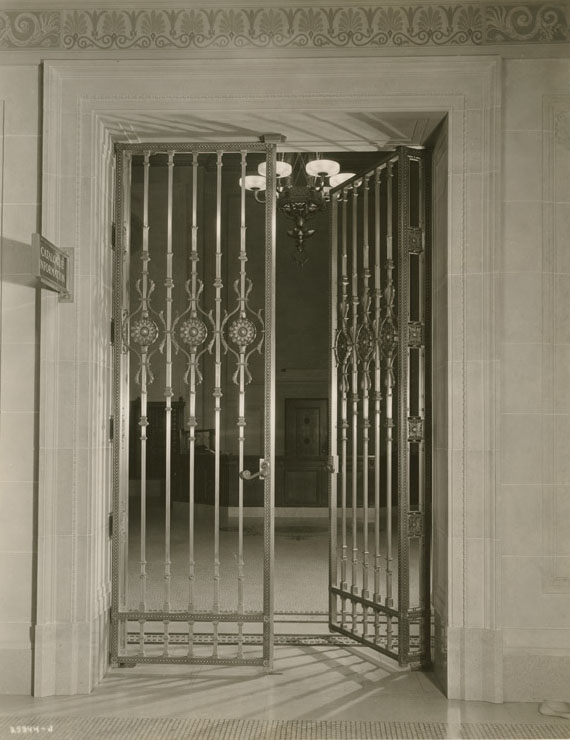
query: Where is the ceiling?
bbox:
[107,110,445,152]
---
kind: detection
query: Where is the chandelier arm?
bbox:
[242,153,343,265]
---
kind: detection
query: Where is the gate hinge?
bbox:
[110,319,115,344]
[408,416,424,443]
[109,416,114,442]
[108,512,114,538]
[407,226,424,254]
[408,511,423,538]
[408,322,423,348]
[111,222,117,249]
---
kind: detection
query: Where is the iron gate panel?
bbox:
[111,142,277,667]
[329,148,431,666]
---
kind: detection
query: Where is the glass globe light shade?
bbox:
[329,172,356,188]
[305,159,341,178]
[258,161,292,179]
[240,175,267,192]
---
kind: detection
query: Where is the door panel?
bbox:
[111,143,276,667]
[285,398,328,458]
[329,147,431,666]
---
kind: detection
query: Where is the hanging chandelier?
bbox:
[240,154,355,266]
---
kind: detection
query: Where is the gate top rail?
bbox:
[115,141,270,155]
[328,151,398,197]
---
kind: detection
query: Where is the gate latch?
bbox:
[325,455,338,474]
[239,459,270,481]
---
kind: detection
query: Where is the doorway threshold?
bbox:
[228,507,329,518]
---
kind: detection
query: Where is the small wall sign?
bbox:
[32,233,73,302]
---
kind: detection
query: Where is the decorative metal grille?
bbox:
[111,143,277,668]
[112,142,430,671]
[329,148,431,666]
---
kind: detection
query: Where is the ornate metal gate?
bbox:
[329,147,431,666]
[111,142,277,667]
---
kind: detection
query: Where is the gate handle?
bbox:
[239,459,270,481]
[324,456,338,474]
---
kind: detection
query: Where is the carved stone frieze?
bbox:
[0,5,567,51]
[484,3,568,42]
[0,10,60,48]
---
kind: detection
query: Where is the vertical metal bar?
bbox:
[187,151,199,657]
[350,182,359,634]
[373,167,382,644]
[385,160,395,651]
[421,150,433,664]
[138,150,151,655]
[339,190,349,628]
[329,192,339,627]
[418,153,426,547]
[163,150,174,656]
[237,150,247,658]
[120,151,132,653]
[398,148,411,665]
[361,175,371,638]
[212,150,223,658]
[122,156,132,656]
[112,148,132,661]
[416,153,428,657]
[263,143,277,670]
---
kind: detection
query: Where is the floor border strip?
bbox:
[1,715,569,740]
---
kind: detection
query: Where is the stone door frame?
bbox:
[35,56,501,699]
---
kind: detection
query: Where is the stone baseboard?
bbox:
[0,648,32,695]
[447,627,504,702]
[503,651,570,702]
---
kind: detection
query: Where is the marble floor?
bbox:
[4,513,568,738]
[0,646,568,731]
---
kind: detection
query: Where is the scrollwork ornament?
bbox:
[171,278,214,386]
[379,318,398,359]
[221,276,264,385]
[484,4,568,43]
[334,326,353,369]
[356,322,376,363]
[121,279,164,386]
[0,10,60,48]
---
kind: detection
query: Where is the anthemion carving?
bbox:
[0,5,567,50]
